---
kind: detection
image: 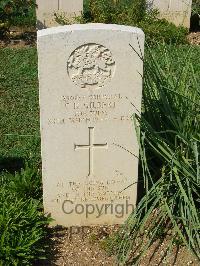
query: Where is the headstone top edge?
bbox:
[37,23,144,38]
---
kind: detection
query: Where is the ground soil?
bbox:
[187,32,200,45]
[35,226,200,266]
[0,26,36,48]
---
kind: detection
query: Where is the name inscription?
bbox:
[47,93,132,125]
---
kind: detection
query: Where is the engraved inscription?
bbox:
[67,44,115,89]
[74,127,108,177]
[47,93,132,125]
[53,173,130,202]
[54,171,131,203]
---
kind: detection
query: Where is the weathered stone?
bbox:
[36,0,83,29]
[38,24,144,226]
[147,0,192,28]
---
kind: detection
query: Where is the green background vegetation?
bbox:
[192,0,200,15]
[0,48,51,265]
[0,0,190,44]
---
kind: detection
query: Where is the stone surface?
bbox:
[36,0,83,30]
[147,0,192,28]
[38,24,144,227]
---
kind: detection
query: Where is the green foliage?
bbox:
[84,0,146,24]
[83,0,188,45]
[0,48,40,164]
[139,17,188,45]
[0,0,36,35]
[0,0,189,44]
[54,12,85,25]
[0,185,49,265]
[53,0,188,45]
[0,48,49,265]
[0,164,49,265]
[3,164,42,200]
[116,45,200,264]
[0,163,48,265]
[192,0,200,15]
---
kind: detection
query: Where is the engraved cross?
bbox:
[74,127,108,177]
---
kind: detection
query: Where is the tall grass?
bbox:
[117,45,200,264]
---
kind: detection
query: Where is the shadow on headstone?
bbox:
[0,157,25,174]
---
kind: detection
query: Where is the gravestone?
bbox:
[147,0,192,28]
[38,24,144,227]
[36,0,83,29]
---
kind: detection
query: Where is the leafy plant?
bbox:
[54,12,85,25]
[192,0,200,16]
[84,0,146,24]
[0,159,51,265]
[0,185,50,265]
[116,45,200,264]
[1,163,42,200]
[0,0,36,35]
[139,17,188,45]
[83,0,188,45]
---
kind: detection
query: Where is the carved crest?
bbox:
[67,43,115,89]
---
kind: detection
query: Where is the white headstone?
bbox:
[147,0,192,28]
[38,24,144,227]
[36,0,83,29]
